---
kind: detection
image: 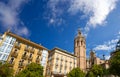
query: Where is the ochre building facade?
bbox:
[0,31,48,76]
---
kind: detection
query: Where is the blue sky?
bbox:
[0,0,120,59]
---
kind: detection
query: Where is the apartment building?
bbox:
[0,31,49,75]
[46,47,77,77]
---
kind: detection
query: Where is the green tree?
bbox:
[91,64,103,76]
[87,64,103,77]
[67,67,85,77]
[15,63,44,77]
[109,50,120,76]
[86,71,95,77]
[0,62,14,77]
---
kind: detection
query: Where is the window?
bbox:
[29,53,32,58]
[81,41,83,46]
[28,60,31,64]
[0,43,7,52]
[14,49,17,52]
[5,45,12,53]
[23,52,27,56]
[60,67,62,73]
[10,38,15,45]
[0,53,2,57]
[55,66,57,72]
[77,40,79,46]
[5,36,10,43]
[2,54,8,60]
[37,56,39,59]
[9,57,14,64]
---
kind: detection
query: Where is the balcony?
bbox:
[18,63,25,68]
[65,65,67,68]
[65,60,67,62]
[28,57,33,61]
[56,57,59,60]
[56,63,58,66]
[36,58,40,63]
[9,61,15,67]
[11,52,18,58]
[24,46,30,52]
[15,42,21,49]
[22,55,28,60]
[61,58,63,61]
[60,64,63,67]
[37,51,42,55]
[30,48,35,53]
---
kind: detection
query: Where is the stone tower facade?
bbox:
[74,29,86,71]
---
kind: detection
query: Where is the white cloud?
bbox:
[118,31,120,35]
[14,26,29,36]
[94,44,114,51]
[105,55,110,60]
[0,0,30,36]
[116,31,120,38]
[68,0,118,37]
[68,0,118,27]
[46,0,69,26]
[94,38,119,51]
[47,0,118,37]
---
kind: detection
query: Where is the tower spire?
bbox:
[78,28,81,36]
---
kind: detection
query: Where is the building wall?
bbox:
[0,32,48,76]
[0,33,16,61]
[46,48,77,77]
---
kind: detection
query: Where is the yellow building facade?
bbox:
[0,31,49,76]
[46,47,77,77]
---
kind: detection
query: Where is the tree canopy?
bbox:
[0,62,14,77]
[86,64,104,77]
[109,50,120,76]
[15,63,44,77]
[67,67,85,77]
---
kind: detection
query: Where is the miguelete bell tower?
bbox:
[74,29,86,71]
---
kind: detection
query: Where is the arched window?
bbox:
[77,40,79,46]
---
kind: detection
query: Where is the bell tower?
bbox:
[74,29,86,71]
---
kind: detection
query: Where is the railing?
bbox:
[15,42,21,49]
[60,64,63,67]
[65,60,67,62]
[36,58,40,63]
[22,54,28,60]
[61,58,63,61]
[56,63,58,66]
[56,57,59,60]
[11,52,18,58]
[9,61,15,67]
[28,57,33,61]
[30,48,35,53]
[37,51,42,55]
[25,47,29,51]
[18,63,25,68]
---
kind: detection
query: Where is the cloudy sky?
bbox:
[0,0,120,59]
